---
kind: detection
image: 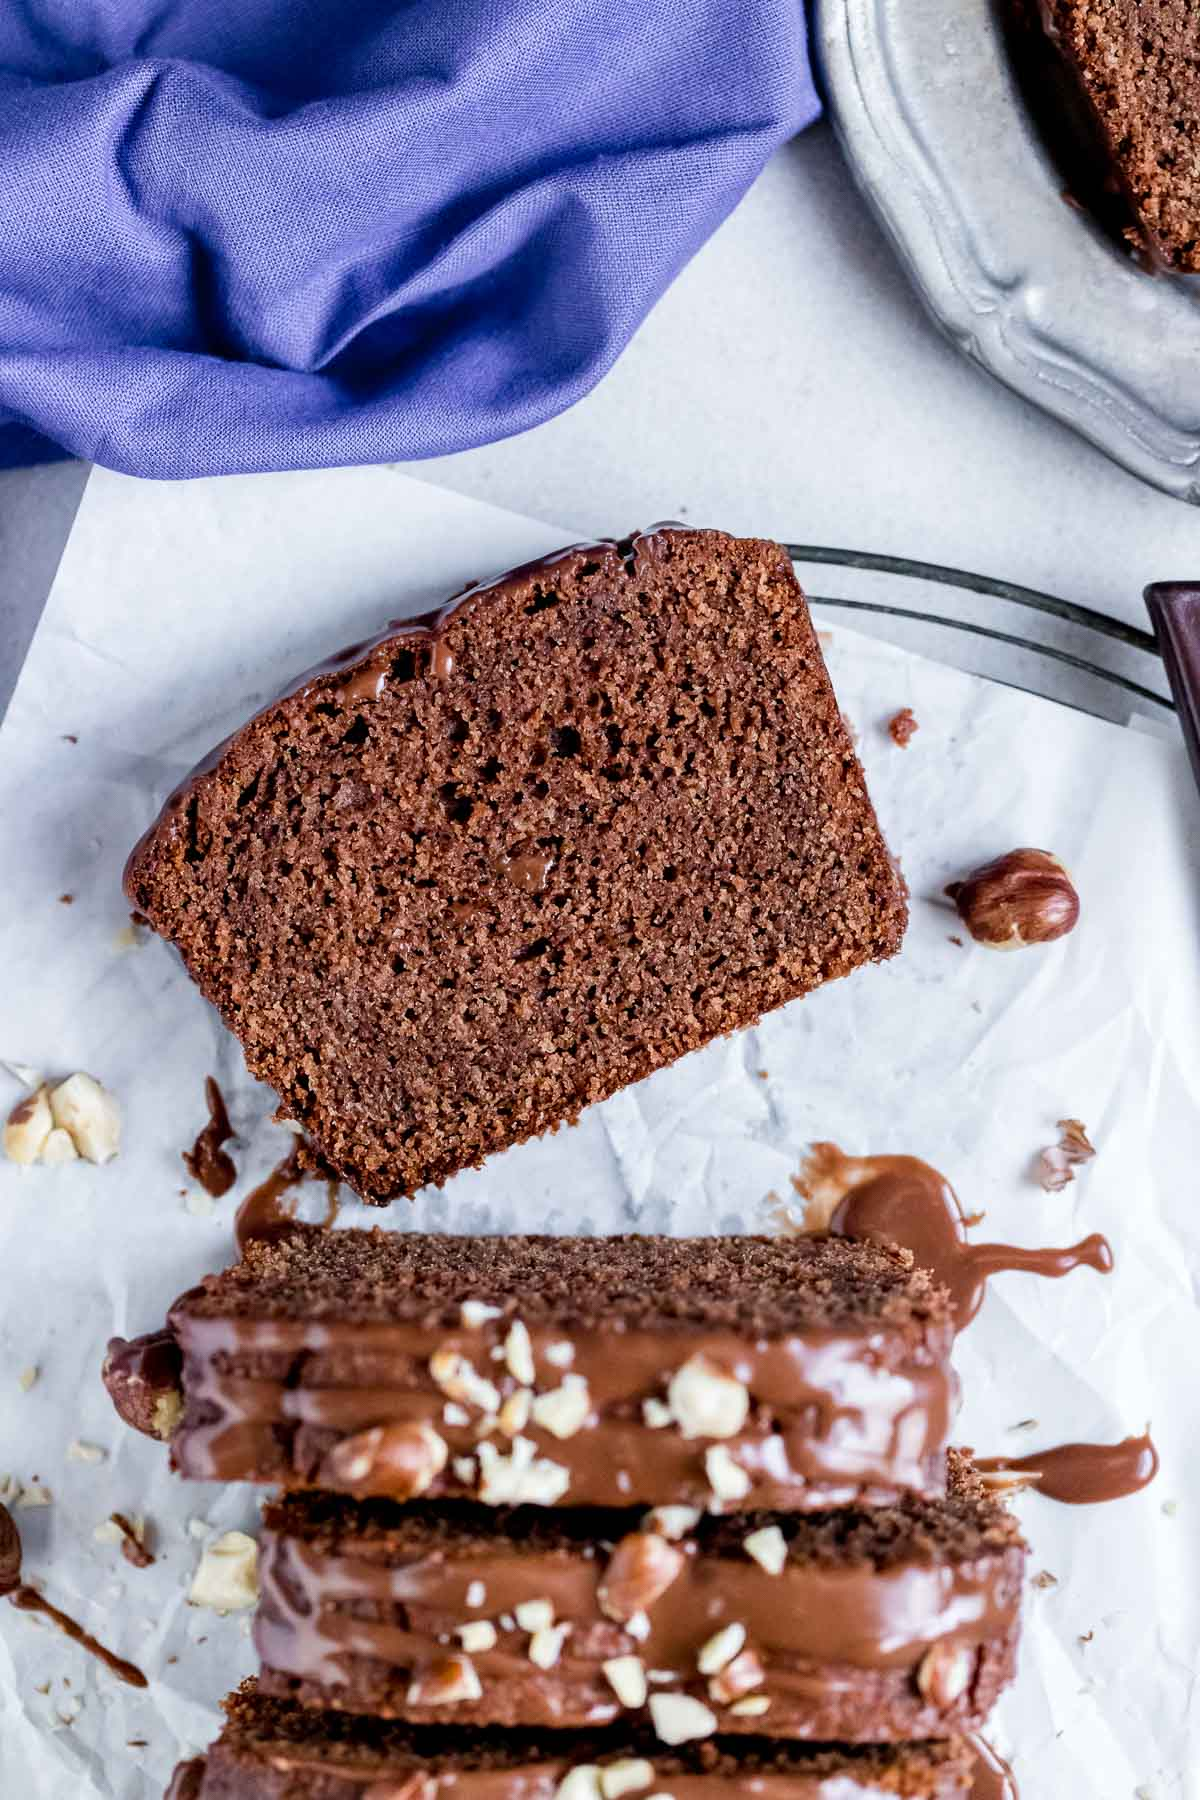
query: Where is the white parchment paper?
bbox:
[0,467,1197,1799]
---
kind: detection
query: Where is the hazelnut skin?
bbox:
[945,849,1079,949]
[0,1502,21,1596]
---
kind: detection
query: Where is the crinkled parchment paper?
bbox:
[0,468,1197,1798]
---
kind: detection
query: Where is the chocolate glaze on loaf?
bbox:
[126,528,906,1203]
[144,1230,955,1509]
[170,1683,979,1798]
[254,1453,1025,1740]
[1029,0,1200,270]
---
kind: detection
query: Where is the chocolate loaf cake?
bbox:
[1029,0,1200,270]
[105,1230,955,1510]
[169,1685,979,1799]
[254,1455,1024,1741]
[125,528,906,1203]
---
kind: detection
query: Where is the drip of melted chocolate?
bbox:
[1,1501,147,1687]
[234,1144,309,1252]
[968,1735,1019,1800]
[795,1144,1113,1328]
[429,638,455,681]
[333,664,387,706]
[234,1140,341,1253]
[182,1076,236,1197]
[976,1433,1158,1505]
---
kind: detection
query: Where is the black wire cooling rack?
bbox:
[785,545,1174,724]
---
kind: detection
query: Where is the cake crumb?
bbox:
[1033,1570,1058,1590]
[17,1367,38,1393]
[59,894,74,906]
[67,1440,106,1465]
[887,707,919,747]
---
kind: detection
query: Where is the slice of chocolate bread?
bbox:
[105,1230,955,1510]
[126,528,906,1203]
[254,1453,1024,1741]
[1031,0,1200,270]
[169,1684,979,1799]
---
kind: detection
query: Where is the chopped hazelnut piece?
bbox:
[320,1422,447,1500]
[648,1693,717,1745]
[1038,1118,1096,1193]
[460,1301,502,1329]
[3,1087,52,1166]
[188,1530,258,1612]
[704,1445,751,1505]
[554,1770,604,1800]
[405,1654,482,1706]
[707,1646,764,1703]
[504,1321,536,1386]
[602,1655,648,1708]
[514,1598,555,1632]
[48,1073,121,1164]
[475,1438,569,1505]
[666,1355,749,1440]
[531,1374,591,1439]
[528,1623,571,1669]
[645,1506,700,1541]
[696,1622,745,1674]
[429,1348,501,1415]
[599,1760,654,1798]
[916,1642,973,1708]
[742,1525,787,1575]
[598,1532,684,1622]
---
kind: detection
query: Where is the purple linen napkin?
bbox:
[0,0,819,477]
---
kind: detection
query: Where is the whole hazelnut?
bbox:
[103,1331,184,1440]
[0,1501,22,1595]
[945,849,1079,949]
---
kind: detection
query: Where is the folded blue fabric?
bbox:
[0,1,818,477]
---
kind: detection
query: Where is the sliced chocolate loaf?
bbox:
[169,1684,979,1799]
[1030,0,1200,270]
[254,1454,1024,1741]
[126,527,906,1203]
[106,1230,955,1510]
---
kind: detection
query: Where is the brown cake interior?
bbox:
[263,1448,1022,1568]
[187,1682,977,1797]
[127,528,905,1202]
[1037,0,1200,270]
[176,1228,952,1335]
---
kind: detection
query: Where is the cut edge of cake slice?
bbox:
[168,1681,981,1798]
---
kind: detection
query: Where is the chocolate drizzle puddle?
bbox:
[1,1501,147,1688]
[235,1139,340,1253]
[968,1735,1018,1800]
[182,1076,236,1197]
[791,1144,1113,1328]
[977,1433,1158,1505]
